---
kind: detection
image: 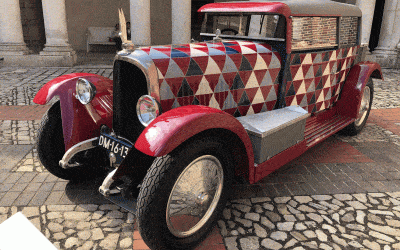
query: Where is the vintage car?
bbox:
[33,0,382,249]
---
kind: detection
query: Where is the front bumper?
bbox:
[96,128,154,212]
[59,137,99,169]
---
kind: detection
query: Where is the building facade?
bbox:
[0,0,398,68]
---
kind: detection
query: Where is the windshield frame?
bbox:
[200,13,286,42]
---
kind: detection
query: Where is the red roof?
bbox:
[198,1,362,17]
[198,2,291,17]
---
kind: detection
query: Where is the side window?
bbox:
[248,15,280,38]
[292,17,337,51]
[339,17,358,47]
[211,15,249,35]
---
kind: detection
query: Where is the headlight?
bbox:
[75,78,96,104]
[136,95,160,126]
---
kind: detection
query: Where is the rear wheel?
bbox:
[136,137,234,249]
[37,101,107,181]
[341,78,374,136]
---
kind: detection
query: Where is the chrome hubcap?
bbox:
[166,155,224,238]
[355,86,371,126]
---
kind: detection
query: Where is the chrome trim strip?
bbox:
[59,137,99,169]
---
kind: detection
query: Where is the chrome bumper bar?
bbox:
[59,137,99,169]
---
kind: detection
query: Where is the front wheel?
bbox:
[136,138,234,250]
[340,78,374,136]
[37,101,107,181]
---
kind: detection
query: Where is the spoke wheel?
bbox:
[355,85,371,127]
[136,137,233,250]
[166,155,224,238]
[340,78,374,136]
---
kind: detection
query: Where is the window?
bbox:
[248,15,280,38]
[292,17,338,50]
[201,14,284,40]
[339,17,358,47]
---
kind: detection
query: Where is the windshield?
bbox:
[200,13,284,40]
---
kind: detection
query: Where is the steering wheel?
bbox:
[220,28,238,35]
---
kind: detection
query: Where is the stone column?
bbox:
[40,0,76,65]
[0,0,30,55]
[355,0,376,46]
[131,0,151,46]
[373,0,400,68]
[172,0,191,44]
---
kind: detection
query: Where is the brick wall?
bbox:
[339,17,358,47]
[292,17,337,50]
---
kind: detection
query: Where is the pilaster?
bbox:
[172,0,192,44]
[131,0,151,46]
[0,0,30,56]
[355,0,376,47]
[40,0,76,66]
[372,0,400,68]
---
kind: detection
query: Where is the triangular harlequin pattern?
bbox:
[285,46,360,113]
[140,40,282,117]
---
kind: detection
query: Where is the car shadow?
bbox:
[64,176,112,204]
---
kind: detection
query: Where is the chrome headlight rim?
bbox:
[136,95,160,127]
[75,78,97,105]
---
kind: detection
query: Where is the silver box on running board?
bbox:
[237,106,310,164]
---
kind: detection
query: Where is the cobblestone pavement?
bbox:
[0,65,399,249]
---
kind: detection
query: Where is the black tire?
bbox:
[340,78,374,136]
[37,101,107,181]
[136,137,234,250]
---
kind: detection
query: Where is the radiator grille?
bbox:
[112,60,148,143]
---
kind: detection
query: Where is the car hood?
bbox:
[117,40,282,117]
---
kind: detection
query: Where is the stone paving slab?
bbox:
[1,192,400,249]
[0,120,40,145]
[369,108,400,137]
[0,105,49,120]
[0,145,33,172]
[220,192,400,250]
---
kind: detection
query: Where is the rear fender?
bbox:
[336,61,383,118]
[134,105,254,173]
[33,73,113,151]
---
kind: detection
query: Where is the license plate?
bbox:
[98,133,132,164]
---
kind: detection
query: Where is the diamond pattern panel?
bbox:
[140,41,282,117]
[284,46,360,113]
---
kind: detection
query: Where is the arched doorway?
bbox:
[192,0,214,41]
[369,0,385,52]
[19,0,46,53]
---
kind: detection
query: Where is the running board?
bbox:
[305,114,354,148]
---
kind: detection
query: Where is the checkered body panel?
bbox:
[285,46,360,113]
[140,40,282,117]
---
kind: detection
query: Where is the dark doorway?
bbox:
[369,0,385,52]
[192,0,214,41]
[19,0,46,53]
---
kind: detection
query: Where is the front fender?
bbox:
[33,73,113,151]
[135,105,254,167]
[336,61,383,119]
